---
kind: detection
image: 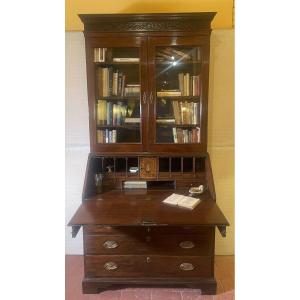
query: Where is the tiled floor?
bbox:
[66,255,234,300]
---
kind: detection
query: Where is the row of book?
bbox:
[94,48,107,62]
[97,67,141,97]
[172,101,200,125]
[97,100,127,125]
[97,129,117,143]
[156,47,201,62]
[97,100,140,125]
[172,127,200,143]
[178,73,201,96]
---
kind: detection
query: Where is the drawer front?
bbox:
[83,225,214,235]
[84,255,213,278]
[84,234,213,255]
[140,157,157,179]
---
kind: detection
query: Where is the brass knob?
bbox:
[146,257,151,263]
[103,240,119,249]
[179,241,195,249]
[104,261,118,270]
[146,164,150,173]
[179,262,195,271]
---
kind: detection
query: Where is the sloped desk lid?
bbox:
[68,190,229,230]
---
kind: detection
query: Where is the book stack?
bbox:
[113,57,140,63]
[172,101,199,125]
[97,100,127,125]
[123,181,147,189]
[124,84,140,97]
[157,90,182,97]
[94,48,107,62]
[97,67,126,97]
[178,73,201,96]
[97,129,117,143]
[172,127,200,143]
[163,193,201,210]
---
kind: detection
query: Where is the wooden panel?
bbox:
[140,157,157,179]
[83,225,213,235]
[68,190,229,227]
[84,255,213,278]
[84,233,213,255]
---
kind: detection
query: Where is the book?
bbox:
[162,193,201,210]
[156,118,175,124]
[157,90,181,97]
[172,127,178,143]
[97,100,107,125]
[125,117,141,123]
[123,181,147,189]
[113,57,140,62]
[94,48,107,62]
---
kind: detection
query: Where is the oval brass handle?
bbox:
[179,241,195,249]
[145,164,150,172]
[142,92,147,104]
[103,240,119,249]
[180,262,195,271]
[146,257,151,263]
[104,261,118,270]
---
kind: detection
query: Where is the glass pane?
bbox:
[94,47,141,144]
[155,46,202,144]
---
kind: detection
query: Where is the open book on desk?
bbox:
[162,193,201,210]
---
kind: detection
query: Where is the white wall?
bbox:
[65,32,89,254]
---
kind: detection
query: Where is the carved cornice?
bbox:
[79,13,216,32]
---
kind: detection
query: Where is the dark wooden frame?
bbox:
[80,12,215,154]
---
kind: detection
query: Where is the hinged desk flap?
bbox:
[68,190,229,227]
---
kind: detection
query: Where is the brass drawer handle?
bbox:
[104,261,118,270]
[103,240,119,249]
[180,262,195,271]
[179,241,195,249]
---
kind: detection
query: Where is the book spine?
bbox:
[112,70,118,95]
[112,129,117,143]
[105,129,109,143]
[172,128,178,143]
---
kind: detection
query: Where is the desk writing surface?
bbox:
[68,190,229,227]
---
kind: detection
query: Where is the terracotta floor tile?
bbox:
[151,289,182,300]
[181,291,203,300]
[121,290,151,300]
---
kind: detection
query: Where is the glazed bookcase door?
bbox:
[86,36,148,152]
[147,36,210,153]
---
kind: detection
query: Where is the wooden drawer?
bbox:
[83,225,214,236]
[84,234,213,255]
[84,255,213,278]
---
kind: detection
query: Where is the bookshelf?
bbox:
[68,13,229,295]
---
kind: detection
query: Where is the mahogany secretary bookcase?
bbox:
[68,13,229,295]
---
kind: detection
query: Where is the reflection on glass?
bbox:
[155,46,202,144]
